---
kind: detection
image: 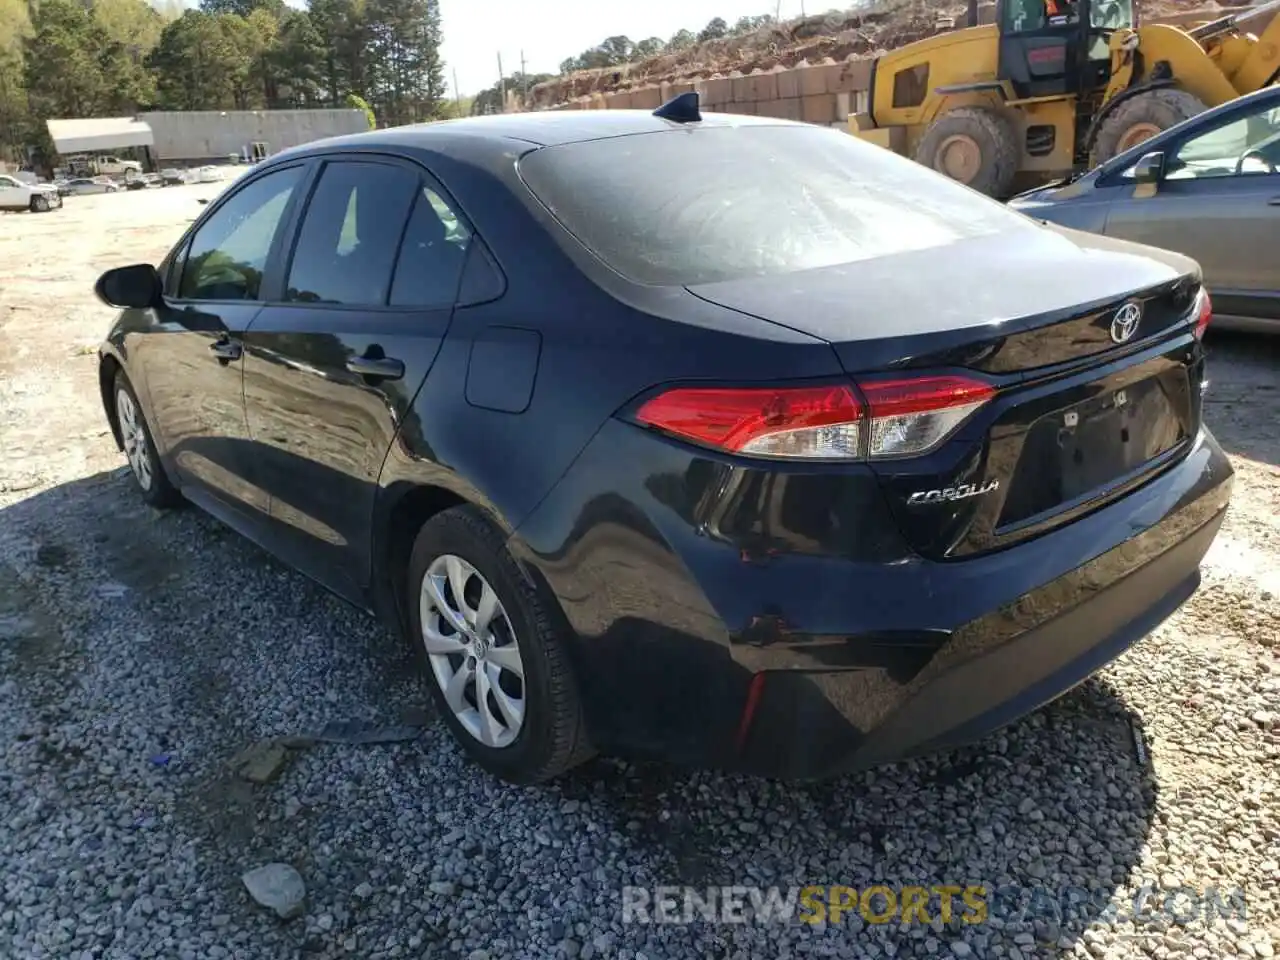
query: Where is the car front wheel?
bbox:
[30,194,49,212]
[114,372,181,508]
[407,505,593,784]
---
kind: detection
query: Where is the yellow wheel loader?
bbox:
[849,0,1280,196]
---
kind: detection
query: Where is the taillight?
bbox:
[859,376,996,459]
[1193,288,1212,340]
[633,375,994,461]
[634,385,864,459]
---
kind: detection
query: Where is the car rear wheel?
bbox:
[407,505,593,784]
[114,372,181,508]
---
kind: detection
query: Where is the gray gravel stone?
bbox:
[241,863,306,920]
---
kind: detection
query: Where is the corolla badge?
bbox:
[906,479,1000,506]
[1110,301,1143,344]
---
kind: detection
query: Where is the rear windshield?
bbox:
[518,124,1025,287]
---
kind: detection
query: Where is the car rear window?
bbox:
[517,124,1026,287]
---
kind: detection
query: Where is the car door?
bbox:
[242,155,472,600]
[0,175,24,210]
[138,162,309,524]
[1102,94,1280,323]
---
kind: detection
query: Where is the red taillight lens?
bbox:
[859,375,996,459]
[635,384,864,459]
[1194,288,1212,340]
[634,375,995,461]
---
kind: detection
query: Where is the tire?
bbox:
[1092,89,1207,165]
[113,371,182,508]
[29,194,48,213]
[407,505,593,784]
[915,107,1020,198]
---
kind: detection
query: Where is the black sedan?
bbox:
[94,98,1233,784]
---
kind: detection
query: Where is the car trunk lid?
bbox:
[687,229,1206,559]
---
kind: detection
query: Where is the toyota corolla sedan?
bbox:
[94,100,1232,784]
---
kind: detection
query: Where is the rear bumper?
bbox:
[511,423,1232,779]
[738,499,1221,777]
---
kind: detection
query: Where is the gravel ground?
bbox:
[1,186,1278,960]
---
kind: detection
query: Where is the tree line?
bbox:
[0,0,448,165]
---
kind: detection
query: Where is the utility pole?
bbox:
[497,52,506,112]
[452,68,462,115]
[520,50,528,106]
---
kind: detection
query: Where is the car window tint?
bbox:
[286,161,418,305]
[179,166,303,301]
[1166,102,1280,180]
[388,186,471,307]
[519,124,1022,287]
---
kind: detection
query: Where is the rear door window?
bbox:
[285,160,419,305]
[518,124,1022,286]
[388,185,472,307]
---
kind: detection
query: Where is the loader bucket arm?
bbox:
[1222,0,1280,93]
[1132,23,1247,106]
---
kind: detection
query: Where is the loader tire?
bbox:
[914,107,1019,198]
[1092,89,1207,164]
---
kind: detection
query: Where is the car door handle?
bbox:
[345,355,405,380]
[209,339,242,362]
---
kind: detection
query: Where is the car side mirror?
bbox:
[94,264,162,310]
[1133,151,1165,184]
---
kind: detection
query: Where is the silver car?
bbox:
[1010,84,1280,333]
[65,177,120,196]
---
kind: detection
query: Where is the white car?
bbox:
[0,173,62,212]
[64,177,120,196]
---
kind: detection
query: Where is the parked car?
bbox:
[1009,84,1280,333]
[0,173,62,212]
[51,178,75,198]
[67,155,143,178]
[65,177,120,196]
[93,104,1233,784]
[159,168,186,187]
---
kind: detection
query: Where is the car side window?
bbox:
[1165,102,1280,181]
[285,160,419,306]
[179,166,303,301]
[388,185,472,307]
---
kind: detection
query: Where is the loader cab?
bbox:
[996,0,1133,98]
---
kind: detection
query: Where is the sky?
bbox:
[440,1,815,97]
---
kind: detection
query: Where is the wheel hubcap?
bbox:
[937,134,982,183]
[116,388,153,491]
[419,554,525,748]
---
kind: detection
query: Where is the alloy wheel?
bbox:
[419,554,526,748]
[116,387,153,492]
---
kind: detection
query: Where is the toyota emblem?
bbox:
[1110,301,1142,344]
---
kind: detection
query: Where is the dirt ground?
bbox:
[1,183,1278,959]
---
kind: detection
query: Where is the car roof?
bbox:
[273,109,799,160]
